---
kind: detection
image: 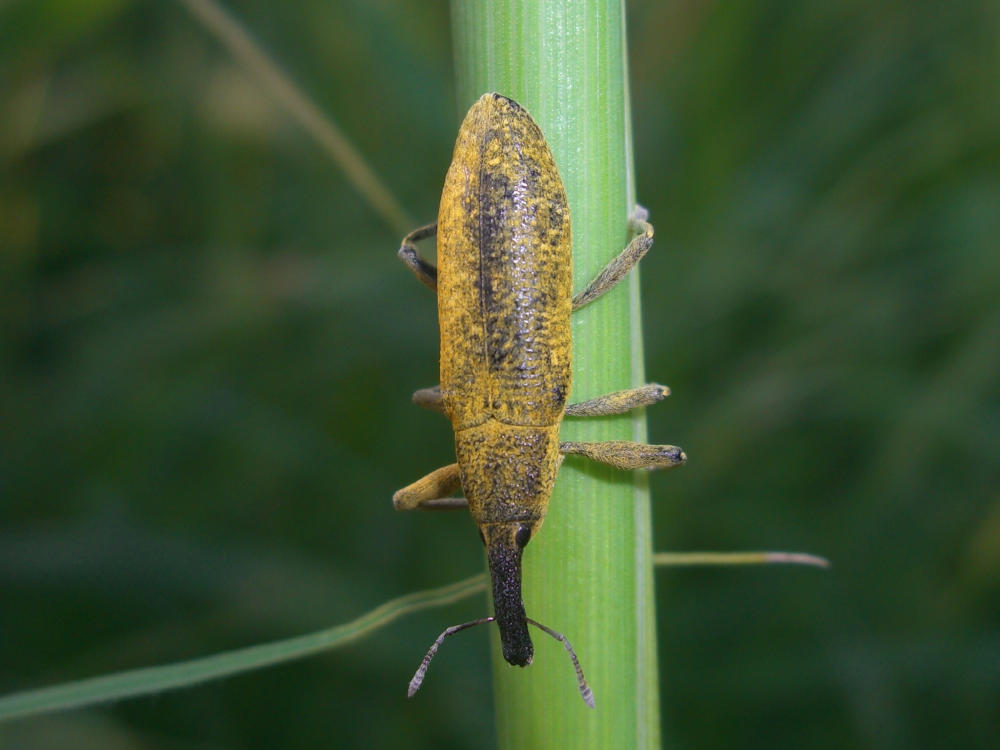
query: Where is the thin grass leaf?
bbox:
[177,0,412,234]
[0,574,486,724]
[654,552,831,568]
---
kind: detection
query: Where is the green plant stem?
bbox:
[450,2,658,747]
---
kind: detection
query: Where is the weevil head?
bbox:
[478,522,539,667]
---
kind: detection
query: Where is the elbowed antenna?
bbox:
[407,616,595,708]
[527,618,594,708]
[407,617,493,698]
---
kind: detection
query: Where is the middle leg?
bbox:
[565,383,670,417]
[560,441,686,471]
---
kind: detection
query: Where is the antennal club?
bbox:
[528,618,595,708]
[407,617,494,698]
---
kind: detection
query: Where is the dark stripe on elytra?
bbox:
[477,133,546,373]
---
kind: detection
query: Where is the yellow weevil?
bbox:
[394,93,685,706]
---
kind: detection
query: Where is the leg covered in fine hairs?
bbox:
[392,463,467,510]
[560,441,686,471]
[572,206,653,311]
[565,383,670,417]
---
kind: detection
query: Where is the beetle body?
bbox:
[438,93,572,665]
[395,93,684,699]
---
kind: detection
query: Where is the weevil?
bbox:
[394,93,685,706]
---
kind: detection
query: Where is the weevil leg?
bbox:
[572,206,653,311]
[565,383,670,417]
[412,385,445,414]
[393,463,468,511]
[559,440,686,471]
[398,222,438,292]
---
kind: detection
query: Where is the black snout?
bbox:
[487,540,534,666]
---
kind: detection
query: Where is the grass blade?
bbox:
[0,573,486,723]
[655,552,831,568]
[177,0,412,234]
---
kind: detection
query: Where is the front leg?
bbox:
[393,463,468,510]
[398,222,439,292]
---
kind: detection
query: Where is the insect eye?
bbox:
[515,526,532,549]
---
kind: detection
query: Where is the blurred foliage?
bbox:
[1,0,997,748]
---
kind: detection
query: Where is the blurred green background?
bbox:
[1,0,997,748]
